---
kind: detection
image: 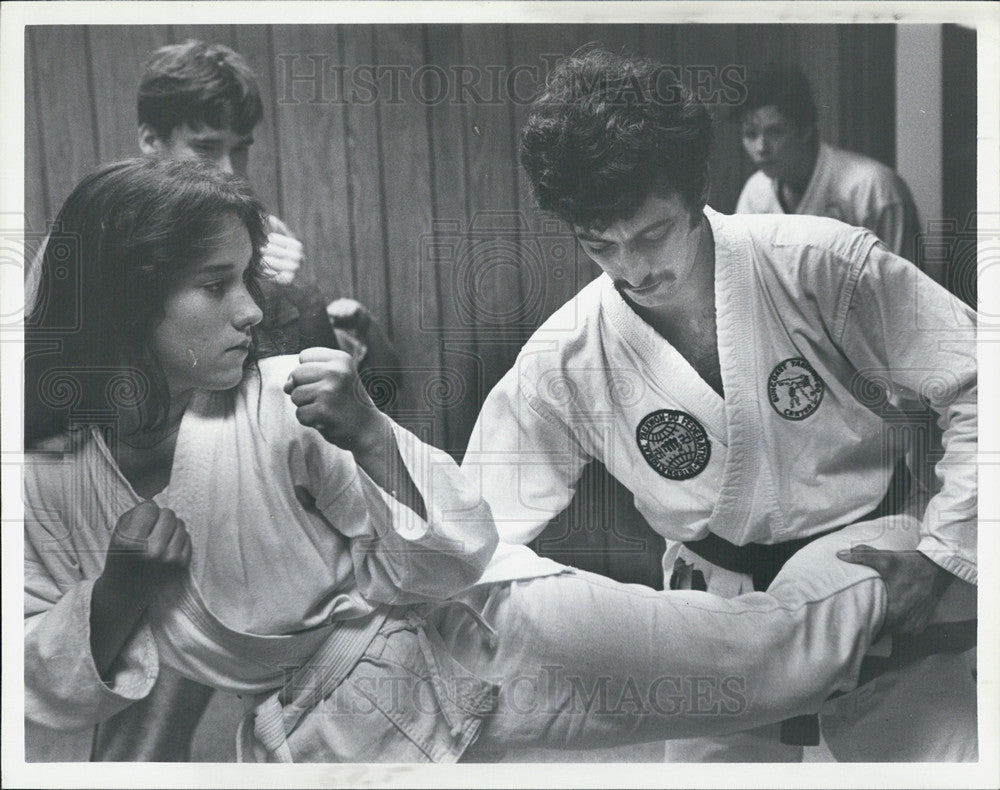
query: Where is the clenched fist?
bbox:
[261,215,304,286]
[326,297,373,335]
[104,500,192,581]
[284,347,389,456]
[90,501,191,678]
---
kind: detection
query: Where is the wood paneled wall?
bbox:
[25,24,896,585]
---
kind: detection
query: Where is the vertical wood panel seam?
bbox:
[27,29,52,220]
[370,26,395,336]
[336,26,360,296]
[887,26,898,170]
[450,25,483,451]
[82,28,104,163]
[837,25,851,153]
[456,27,481,368]
[420,24,445,355]
[420,27,442,233]
[418,24,449,443]
[456,27,474,227]
[264,26,287,221]
[503,25,528,328]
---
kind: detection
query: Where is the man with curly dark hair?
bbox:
[519,48,713,232]
[464,47,977,762]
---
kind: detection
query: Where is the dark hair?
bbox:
[519,47,713,231]
[25,157,268,447]
[739,64,818,131]
[137,40,264,138]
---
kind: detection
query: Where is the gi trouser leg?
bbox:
[247,518,971,761]
[663,515,977,762]
[439,524,889,755]
[820,651,978,761]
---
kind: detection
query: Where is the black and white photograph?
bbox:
[2,2,998,787]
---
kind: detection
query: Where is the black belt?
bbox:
[673,460,977,746]
[680,524,844,593]
[852,619,977,687]
[680,458,913,593]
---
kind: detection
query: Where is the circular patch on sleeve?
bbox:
[635,410,711,480]
[767,357,824,420]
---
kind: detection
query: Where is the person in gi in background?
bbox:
[736,64,921,263]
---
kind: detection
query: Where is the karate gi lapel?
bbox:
[767,143,828,217]
[601,275,727,443]
[155,388,223,568]
[795,142,831,216]
[139,387,341,694]
[705,209,784,544]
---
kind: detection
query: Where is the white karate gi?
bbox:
[464,207,977,761]
[25,355,912,762]
[736,142,921,262]
[24,355,498,758]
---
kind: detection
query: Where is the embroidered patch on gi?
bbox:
[635,410,711,480]
[767,357,824,420]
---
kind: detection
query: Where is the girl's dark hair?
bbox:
[520,47,713,231]
[137,40,264,137]
[25,157,268,447]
